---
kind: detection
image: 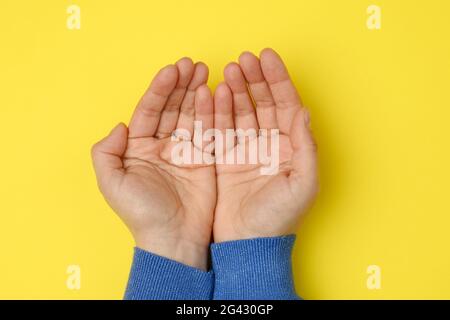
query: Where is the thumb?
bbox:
[288,108,318,197]
[91,123,128,191]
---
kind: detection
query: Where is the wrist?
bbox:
[135,235,209,271]
[214,228,298,243]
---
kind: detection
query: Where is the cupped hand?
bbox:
[213,48,318,242]
[92,58,216,270]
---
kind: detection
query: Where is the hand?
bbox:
[91,58,216,270]
[213,48,318,242]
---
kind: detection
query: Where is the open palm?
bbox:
[213,49,318,242]
[92,59,216,269]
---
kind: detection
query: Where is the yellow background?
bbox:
[1,0,449,299]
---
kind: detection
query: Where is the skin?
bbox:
[213,48,318,242]
[91,58,216,270]
[91,48,318,270]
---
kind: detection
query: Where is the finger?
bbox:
[238,51,278,130]
[214,82,235,156]
[91,123,128,193]
[176,62,209,138]
[128,65,178,138]
[289,109,318,198]
[260,48,302,134]
[223,62,259,131]
[155,57,195,138]
[214,82,234,133]
[194,84,213,149]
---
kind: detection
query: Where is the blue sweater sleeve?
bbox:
[124,247,214,300]
[210,235,300,300]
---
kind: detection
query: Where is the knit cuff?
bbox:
[124,247,214,300]
[211,235,299,300]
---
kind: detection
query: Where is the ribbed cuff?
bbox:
[124,247,214,300]
[211,235,299,300]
